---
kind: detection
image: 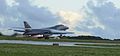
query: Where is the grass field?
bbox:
[0,36,120,43]
[0,44,120,56]
[75,44,120,47]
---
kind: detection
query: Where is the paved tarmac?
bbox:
[0,40,119,48]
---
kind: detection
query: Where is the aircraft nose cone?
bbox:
[65,27,69,30]
[66,27,69,29]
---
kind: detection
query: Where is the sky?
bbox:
[0,0,120,39]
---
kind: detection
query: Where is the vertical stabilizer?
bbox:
[24,21,31,31]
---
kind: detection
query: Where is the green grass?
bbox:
[0,44,120,56]
[75,44,120,47]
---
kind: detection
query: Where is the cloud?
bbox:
[58,10,84,31]
[56,1,106,36]
[6,0,19,7]
[87,1,120,30]
[82,0,120,39]
[0,0,59,28]
[110,0,120,9]
[86,18,105,30]
[0,29,15,36]
[77,32,92,36]
[0,16,5,26]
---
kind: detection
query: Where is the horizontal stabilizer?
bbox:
[14,30,25,32]
[13,27,32,30]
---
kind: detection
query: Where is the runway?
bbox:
[0,40,119,48]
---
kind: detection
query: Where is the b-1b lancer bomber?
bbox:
[14,21,73,39]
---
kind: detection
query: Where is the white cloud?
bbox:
[29,0,89,13]
[58,10,84,31]
[6,0,19,7]
[110,0,120,9]
[76,32,93,36]
[0,16,5,26]
[87,18,105,30]
[83,0,120,39]
[0,29,14,36]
